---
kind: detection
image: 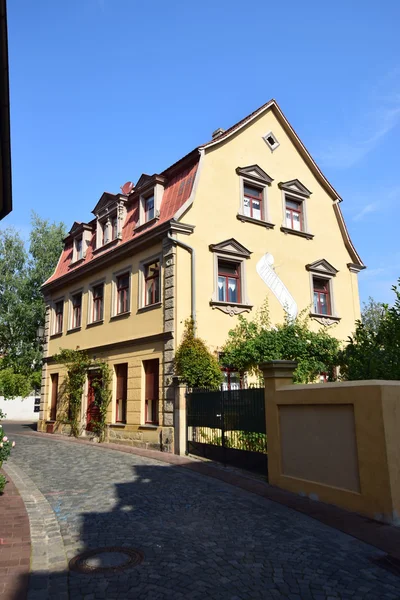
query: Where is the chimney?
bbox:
[212,128,225,139]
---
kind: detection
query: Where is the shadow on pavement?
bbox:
[10,463,223,600]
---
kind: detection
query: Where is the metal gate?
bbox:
[186,386,268,476]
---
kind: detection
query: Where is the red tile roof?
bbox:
[45,159,199,286]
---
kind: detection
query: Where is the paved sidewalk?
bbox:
[0,468,31,600]
[4,428,400,600]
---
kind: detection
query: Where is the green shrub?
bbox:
[0,474,7,494]
[175,319,223,389]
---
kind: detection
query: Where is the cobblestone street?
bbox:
[4,429,400,600]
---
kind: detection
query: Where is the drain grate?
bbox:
[372,554,400,578]
[69,546,144,574]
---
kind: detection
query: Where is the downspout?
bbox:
[167,232,196,328]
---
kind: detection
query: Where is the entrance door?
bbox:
[144,359,159,424]
[86,372,101,431]
[50,373,59,421]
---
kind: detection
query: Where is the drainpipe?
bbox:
[167,232,196,328]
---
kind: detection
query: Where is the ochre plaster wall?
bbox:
[47,243,163,358]
[263,374,400,524]
[39,341,171,450]
[176,108,361,351]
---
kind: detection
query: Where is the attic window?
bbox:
[263,131,279,151]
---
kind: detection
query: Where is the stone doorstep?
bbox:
[13,428,400,562]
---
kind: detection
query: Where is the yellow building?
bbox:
[39,99,364,450]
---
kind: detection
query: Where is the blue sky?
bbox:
[4,0,400,305]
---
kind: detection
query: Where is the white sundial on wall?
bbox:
[256,253,298,320]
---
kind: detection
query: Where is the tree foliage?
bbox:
[339,283,400,380]
[175,319,223,389]
[221,300,340,383]
[0,214,66,398]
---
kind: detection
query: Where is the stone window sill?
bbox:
[237,214,275,229]
[280,226,314,240]
[110,423,126,428]
[92,238,119,255]
[134,216,160,233]
[110,311,131,321]
[86,320,104,328]
[139,424,159,429]
[310,313,341,322]
[137,302,162,314]
[70,257,85,267]
[50,332,63,339]
[66,326,81,335]
[210,300,253,316]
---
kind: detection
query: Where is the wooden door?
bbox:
[144,359,159,424]
[86,372,101,431]
[50,373,59,421]
[116,364,128,423]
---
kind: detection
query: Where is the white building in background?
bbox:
[0,392,40,421]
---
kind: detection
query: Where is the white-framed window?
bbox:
[209,239,253,315]
[69,291,83,330]
[279,180,313,239]
[139,255,162,310]
[52,298,64,335]
[236,166,273,226]
[306,259,340,322]
[263,130,280,151]
[88,280,105,325]
[111,268,132,317]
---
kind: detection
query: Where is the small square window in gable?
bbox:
[263,131,279,151]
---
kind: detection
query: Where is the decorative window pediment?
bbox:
[279,179,312,198]
[236,165,273,186]
[306,259,338,276]
[209,238,252,259]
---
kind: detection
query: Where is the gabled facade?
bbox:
[39,99,364,450]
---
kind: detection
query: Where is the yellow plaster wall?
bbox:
[262,375,400,524]
[41,341,167,442]
[176,108,361,350]
[47,243,164,357]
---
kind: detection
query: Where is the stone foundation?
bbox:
[37,420,174,453]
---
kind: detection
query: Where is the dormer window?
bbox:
[76,236,83,260]
[111,216,118,240]
[92,192,128,250]
[135,174,166,229]
[69,223,92,263]
[144,194,155,222]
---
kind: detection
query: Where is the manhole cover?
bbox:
[69,547,144,574]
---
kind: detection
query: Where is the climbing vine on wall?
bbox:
[54,347,112,440]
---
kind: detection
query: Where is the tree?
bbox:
[0,214,66,398]
[221,300,340,384]
[361,297,386,334]
[175,319,223,389]
[340,283,400,380]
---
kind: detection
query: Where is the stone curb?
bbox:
[3,463,69,599]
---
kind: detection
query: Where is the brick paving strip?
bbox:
[2,462,68,600]
[0,468,31,600]
[17,429,400,561]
